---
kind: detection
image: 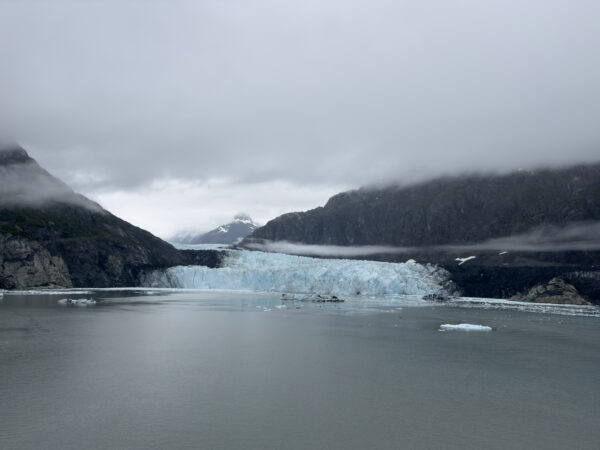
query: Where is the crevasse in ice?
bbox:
[142,249,450,296]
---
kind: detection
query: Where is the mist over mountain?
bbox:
[246,165,600,247]
[0,145,219,289]
[171,214,259,245]
[2,0,599,232]
[0,144,101,210]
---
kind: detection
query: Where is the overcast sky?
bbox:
[1,0,599,238]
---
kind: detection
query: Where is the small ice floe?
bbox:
[498,251,508,255]
[274,304,286,309]
[455,256,476,266]
[405,259,416,264]
[57,298,97,307]
[255,305,273,312]
[439,323,492,332]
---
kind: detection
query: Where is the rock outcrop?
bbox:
[0,234,72,289]
[511,277,591,305]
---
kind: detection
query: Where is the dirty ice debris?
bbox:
[57,298,96,307]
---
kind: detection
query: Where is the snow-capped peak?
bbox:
[233,213,257,226]
[171,214,260,245]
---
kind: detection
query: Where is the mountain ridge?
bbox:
[246,164,600,246]
[0,145,221,289]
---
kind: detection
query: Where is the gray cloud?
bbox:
[1,1,599,233]
[451,222,600,253]
[244,241,414,257]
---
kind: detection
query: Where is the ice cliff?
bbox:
[142,249,450,296]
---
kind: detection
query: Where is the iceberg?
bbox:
[439,323,492,331]
[142,249,450,297]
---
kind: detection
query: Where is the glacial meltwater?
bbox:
[1,290,599,450]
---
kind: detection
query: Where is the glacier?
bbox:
[141,249,450,296]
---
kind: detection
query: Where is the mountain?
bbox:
[242,164,600,303]
[0,145,220,290]
[246,165,600,246]
[171,214,259,245]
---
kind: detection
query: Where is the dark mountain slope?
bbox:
[0,145,220,289]
[248,165,600,246]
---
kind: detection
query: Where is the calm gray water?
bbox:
[1,291,599,450]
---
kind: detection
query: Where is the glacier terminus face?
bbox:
[142,249,451,297]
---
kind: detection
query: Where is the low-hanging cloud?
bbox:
[1,1,599,233]
[245,222,600,256]
[1,0,599,191]
[0,156,103,211]
[244,240,415,257]
[450,222,600,253]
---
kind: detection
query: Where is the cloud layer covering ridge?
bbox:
[1,0,599,236]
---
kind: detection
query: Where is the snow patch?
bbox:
[235,218,255,225]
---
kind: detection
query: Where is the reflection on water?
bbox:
[1,290,599,450]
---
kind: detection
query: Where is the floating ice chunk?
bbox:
[57,298,96,307]
[499,251,508,255]
[439,323,492,331]
[455,256,476,265]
